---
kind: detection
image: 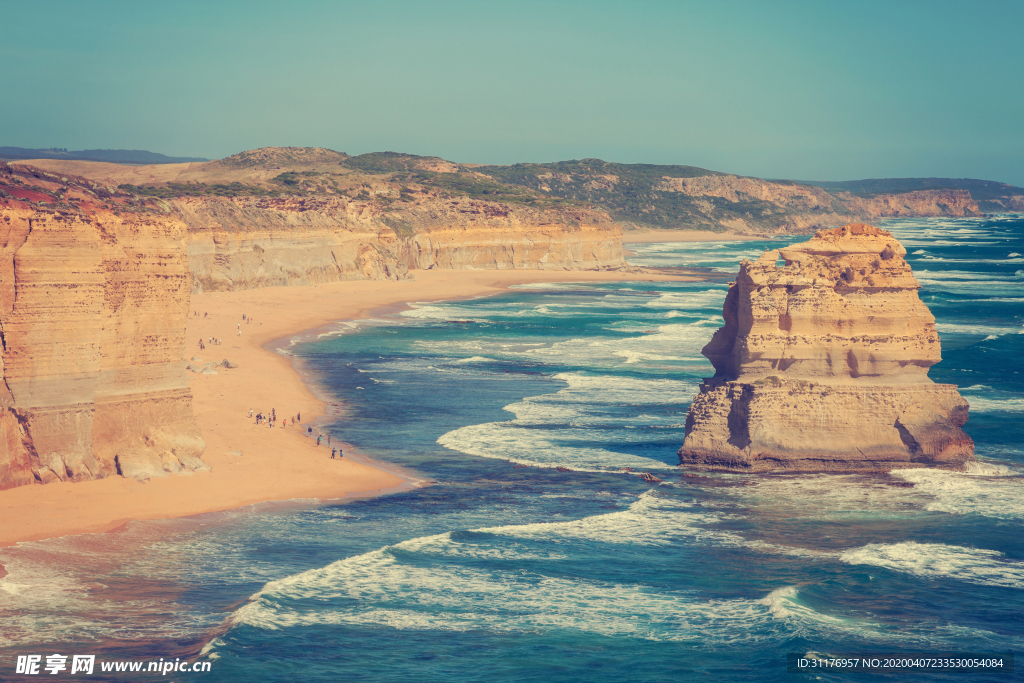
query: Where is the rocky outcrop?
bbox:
[678,223,974,472]
[1,164,207,489]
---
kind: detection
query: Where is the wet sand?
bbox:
[0,267,696,548]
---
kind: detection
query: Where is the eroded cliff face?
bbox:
[175,196,408,292]
[678,223,974,473]
[177,195,622,293]
[0,165,207,489]
[400,200,622,271]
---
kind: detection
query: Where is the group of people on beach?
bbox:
[248,408,343,459]
[252,408,277,426]
[193,312,262,350]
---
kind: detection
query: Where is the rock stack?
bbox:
[678,223,974,472]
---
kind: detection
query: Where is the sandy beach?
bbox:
[0,267,697,548]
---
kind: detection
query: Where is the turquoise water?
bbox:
[2,216,1022,681]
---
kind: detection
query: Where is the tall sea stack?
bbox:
[678,223,974,472]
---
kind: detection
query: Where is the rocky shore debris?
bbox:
[115,449,212,482]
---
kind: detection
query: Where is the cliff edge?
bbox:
[677,223,975,472]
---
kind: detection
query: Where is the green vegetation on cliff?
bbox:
[119,182,274,198]
[472,159,740,228]
[391,170,579,208]
[343,152,450,174]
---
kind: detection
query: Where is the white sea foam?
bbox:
[891,463,1024,519]
[962,395,1024,413]
[936,322,1022,336]
[643,289,727,310]
[840,542,1024,589]
[437,372,696,471]
[0,529,242,647]
[480,492,743,547]
[226,501,935,647]
[438,421,679,472]
[521,324,718,369]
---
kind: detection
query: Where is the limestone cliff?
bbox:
[0,164,206,489]
[678,223,974,472]
[176,195,622,293]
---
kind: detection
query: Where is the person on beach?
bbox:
[307,426,312,436]
[249,409,253,418]
[331,448,336,459]
[317,435,322,446]
[338,447,343,458]
[327,434,331,445]
[297,412,301,422]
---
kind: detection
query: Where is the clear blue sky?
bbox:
[3,0,1022,184]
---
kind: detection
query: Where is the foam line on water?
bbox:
[891,463,1024,519]
[840,542,1024,589]
[437,373,694,471]
[225,505,915,645]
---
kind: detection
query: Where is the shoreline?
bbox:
[622,229,770,243]
[0,266,699,549]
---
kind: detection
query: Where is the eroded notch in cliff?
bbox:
[726,386,753,450]
[894,417,923,458]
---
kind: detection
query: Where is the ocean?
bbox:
[1,216,1022,682]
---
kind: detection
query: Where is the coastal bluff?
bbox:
[1,165,207,489]
[178,196,622,293]
[678,223,974,472]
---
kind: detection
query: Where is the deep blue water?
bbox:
[2,216,1023,682]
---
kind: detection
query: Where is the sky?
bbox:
[2,0,1022,185]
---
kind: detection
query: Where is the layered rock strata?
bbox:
[1,166,207,489]
[678,223,974,472]
[177,196,622,293]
